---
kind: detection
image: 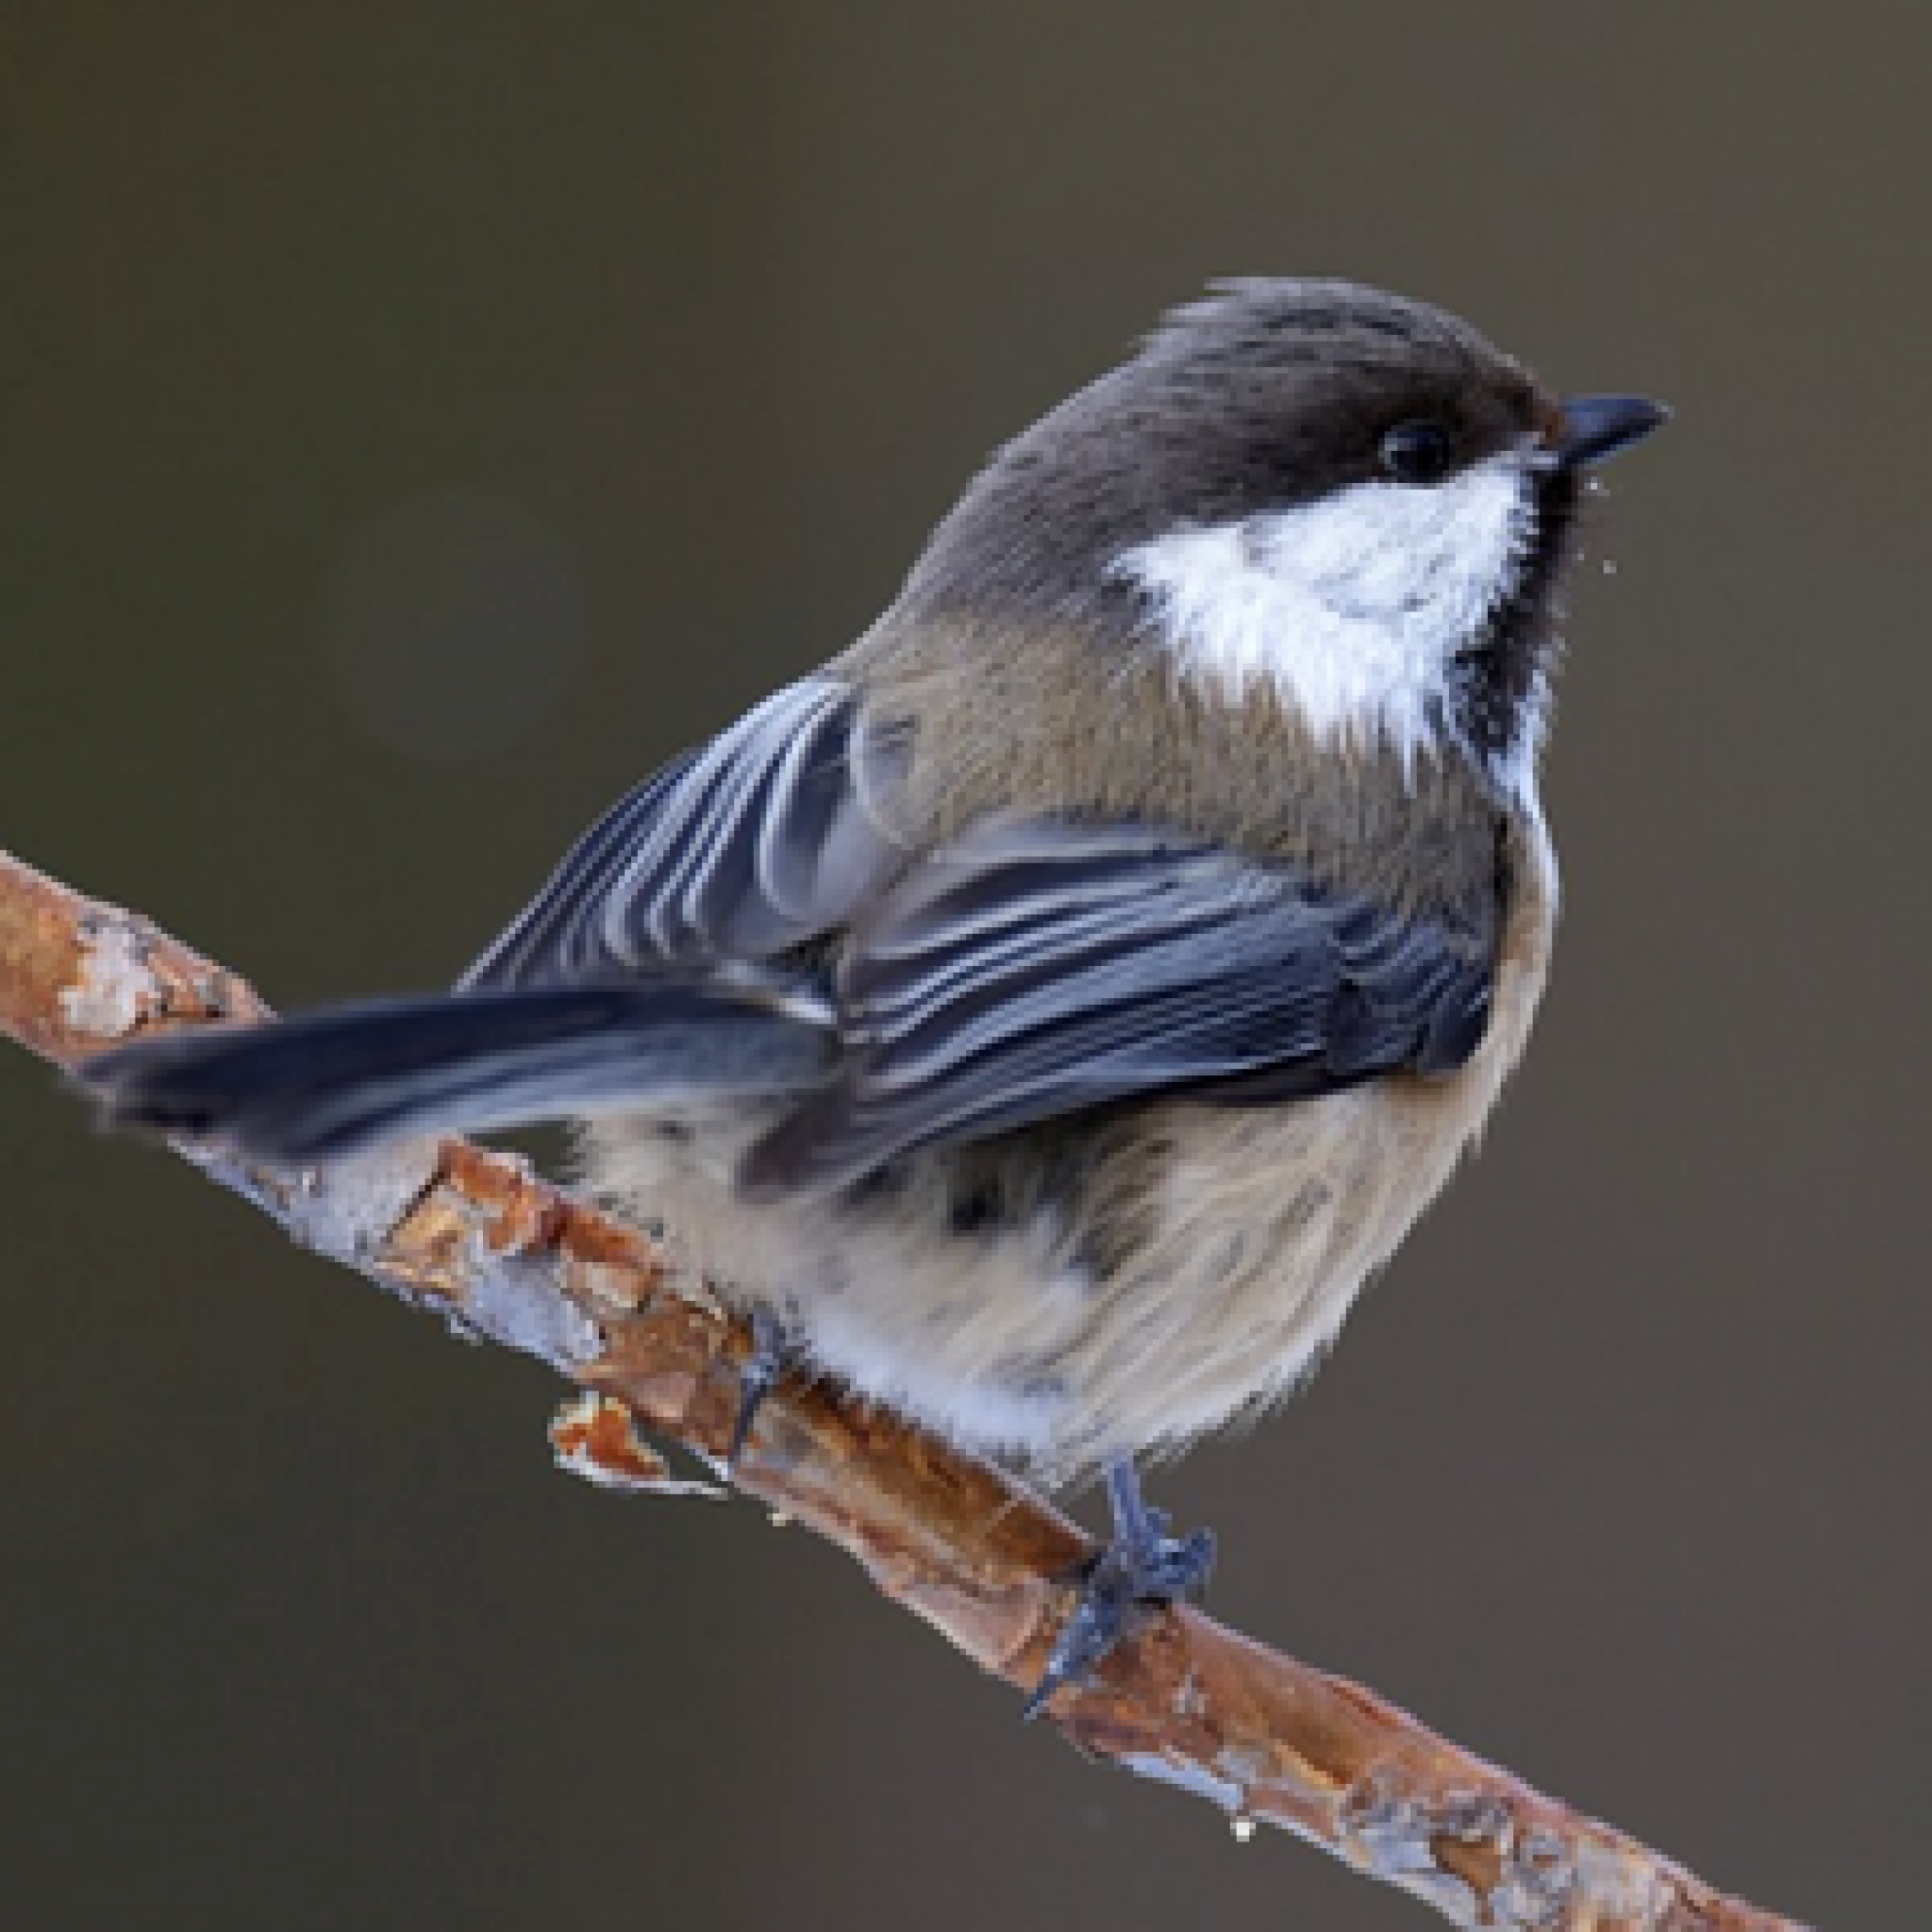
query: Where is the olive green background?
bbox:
[3,8,1924,1927]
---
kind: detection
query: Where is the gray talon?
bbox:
[1024,1460,1214,1719]
[729,1304,796,1463]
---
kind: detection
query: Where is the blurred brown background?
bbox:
[2,7,1924,1927]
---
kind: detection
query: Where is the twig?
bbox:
[0,846,1805,1930]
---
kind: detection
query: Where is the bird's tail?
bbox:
[81,981,830,1164]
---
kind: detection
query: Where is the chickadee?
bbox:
[88,280,1666,1707]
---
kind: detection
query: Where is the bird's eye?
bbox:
[1378,420,1457,486]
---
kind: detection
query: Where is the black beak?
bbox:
[1555,394,1670,469]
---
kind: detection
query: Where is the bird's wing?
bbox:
[459,677,904,991]
[453,678,1497,1200]
[745,818,1497,1196]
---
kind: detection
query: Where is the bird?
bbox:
[84,279,1667,1711]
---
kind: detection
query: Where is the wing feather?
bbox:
[459,677,902,992]
[743,821,1496,1195]
[450,681,1497,1207]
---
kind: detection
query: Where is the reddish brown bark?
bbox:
[0,846,1804,1930]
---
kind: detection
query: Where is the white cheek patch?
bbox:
[1111,451,1537,774]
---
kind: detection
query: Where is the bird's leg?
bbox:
[728,1302,797,1464]
[1023,1457,1215,1719]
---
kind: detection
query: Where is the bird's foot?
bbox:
[728,1303,798,1465]
[1023,1460,1215,1720]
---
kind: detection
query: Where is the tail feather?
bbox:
[82,982,830,1163]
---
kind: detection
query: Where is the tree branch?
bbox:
[0,846,1804,1930]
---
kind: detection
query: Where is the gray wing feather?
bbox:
[743,821,1495,1196]
[459,677,902,992]
[449,684,1494,1204]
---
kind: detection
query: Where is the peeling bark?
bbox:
[0,846,1804,1931]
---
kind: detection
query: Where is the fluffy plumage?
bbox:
[86,277,1663,1483]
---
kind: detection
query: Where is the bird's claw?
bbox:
[1023,1501,1214,1721]
[728,1303,796,1465]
